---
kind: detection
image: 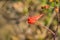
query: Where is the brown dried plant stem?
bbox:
[37,11,56,40]
[54,9,59,40]
[38,23,55,35]
[47,11,57,40]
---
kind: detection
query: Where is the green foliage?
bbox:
[40,0,47,6]
[23,6,28,14]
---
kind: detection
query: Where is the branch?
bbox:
[37,22,55,35]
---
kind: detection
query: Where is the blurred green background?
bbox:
[0,0,59,40]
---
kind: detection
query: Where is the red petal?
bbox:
[27,14,44,24]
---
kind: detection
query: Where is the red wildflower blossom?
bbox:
[44,5,50,9]
[28,14,44,24]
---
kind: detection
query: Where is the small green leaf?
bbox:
[23,6,28,14]
[50,2,55,7]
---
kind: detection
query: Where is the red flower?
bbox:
[44,5,50,9]
[28,14,44,24]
